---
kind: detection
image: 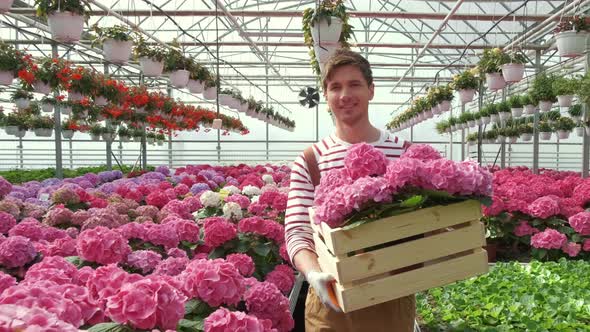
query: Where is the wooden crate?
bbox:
[310,200,489,312]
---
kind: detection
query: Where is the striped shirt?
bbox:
[285,130,408,263]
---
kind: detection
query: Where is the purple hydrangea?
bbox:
[41,178,61,186]
[83,173,100,186]
[190,183,210,195]
[155,165,171,176]
[0,176,12,199]
[198,169,216,180]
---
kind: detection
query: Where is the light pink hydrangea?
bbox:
[528,196,561,219]
[179,259,244,307]
[401,143,442,161]
[344,143,388,180]
[225,194,250,209]
[153,257,189,276]
[204,307,275,332]
[561,242,581,257]
[568,211,590,236]
[513,220,540,237]
[0,271,16,294]
[43,207,74,227]
[314,168,352,207]
[0,304,79,332]
[146,224,180,249]
[24,256,78,285]
[126,250,162,274]
[106,277,186,330]
[264,264,295,294]
[87,264,143,307]
[0,235,37,268]
[203,218,237,248]
[77,226,131,265]
[531,228,567,250]
[165,219,200,243]
[226,253,255,277]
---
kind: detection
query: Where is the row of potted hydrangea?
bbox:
[386,85,454,131]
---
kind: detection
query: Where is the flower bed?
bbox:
[417,259,590,331]
[0,163,295,331]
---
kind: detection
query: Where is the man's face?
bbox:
[324,64,374,126]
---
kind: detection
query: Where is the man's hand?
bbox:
[306,270,342,312]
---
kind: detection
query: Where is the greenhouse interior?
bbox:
[0,0,589,331]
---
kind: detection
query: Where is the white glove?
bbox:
[306,270,342,312]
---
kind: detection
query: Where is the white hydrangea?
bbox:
[261,184,279,193]
[279,186,290,194]
[262,174,275,184]
[242,185,262,196]
[200,190,221,207]
[265,166,274,173]
[250,195,260,204]
[222,185,241,195]
[223,202,243,220]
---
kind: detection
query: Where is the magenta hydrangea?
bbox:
[344,143,388,180]
[561,242,581,257]
[0,271,16,294]
[568,211,590,236]
[0,176,13,199]
[244,281,294,332]
[264,264,295,294]
[87,264,143,308]
[513,220,540,237]
[203,218,237,248]
[8,219,45,241]
[531,228,567,250]
[180,258,244,307]
[146,223,180,249]
[77,226,131,265]
[0,235,37,268]
[528,196,561,219]
[226,253,256,277]
[204,307,275,332]
[0,211,16,234]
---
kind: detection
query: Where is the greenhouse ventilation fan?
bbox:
[298,86,320,108]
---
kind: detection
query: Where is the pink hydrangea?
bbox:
[0,271,16,294]
[0,211,16,234]
[314,168,352,206]
[401,144,442,161]
[106,277,186,330]
[226,253,255,277]
[160,199,192,220]
[0,304,79,332]
[77,266,94,286]
[561,242,581,257]
[279,244,289,263]
[314,186,354,228]
[180,259,244,307]
[513,220,540,237]
[528,196,561,219]
[145,191,171,209]
[244,281,294,332]
[344,143,388,180]
[203,218,237,248]
[204,307,275,332]
[531,229,567,250]
[271,193,288,212]
[568,211,590,236]
[87,264,143,307]
[238,217,285,244]
[265,264,295,294]
[146,224,180,249]
[50,187,80,205]
[77,226,131,265]
[583,239,590,252]
[167,247,188,259]
[0,235,37,268]
[43,207,74,227]
[136,205,160,219]
[24,256,78,285]
[174,183,190,196]
[225,194,250,209]
[165,219,200,243]
[117,222,147,240]
[183,195,203,212]
[126,250,162,274]
[153,257,189,276]
[0,176,12,199]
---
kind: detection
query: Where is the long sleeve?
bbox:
[284,153,317,265]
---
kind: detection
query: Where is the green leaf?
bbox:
[253,243,271,257]
[178,318,205,332]
[478,196,493,207]
[185,299,213,316]
[400,195,425,208]
[65,256,83,268]
[208,247,226,259]
[87,323,134,332]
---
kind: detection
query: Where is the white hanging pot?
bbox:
[458,89,475,104]
[313,42,340,62]
[157,140,164,146]
[438,100,451,113]
[41,103,54,113]
[139,57,164,77]
[476,118,483,126]
[520,133,532,141]
[539,100,553,113]
[0,71,14,85]
[490,114,499,123]
[133,135,142,142]
[311,16,343,44]
[239,103,248,113]
[0,0,14,13]
[14,130,26,138]
[572,115,582,122]
[62,130,74,139]
[212,118,223,130]
[90,134,101,141]
[187,79,205,94]
[119,135,130,142]
[486,72,506,91]
[499,112,511,121]
[511,108,523,118]
[555,30,589,57]
[496,136,505,143]
[431,106,440,115]
[481,116,491,124]
[557,95,574,108]
[101,133,115,141]
[451,124,457,131]
[61,106,71,115]
[525,104,537,115]
[540,132,552,140]
[5,126,18,135]
[15,98,30,109]
[34,128,52,137]
[586,126,590,136]
[501,63,525,83]
[68,91,83,101]
[467,120,476,128]
[424,110,433,119]
[103,39,133,64]
[508,137,518,144]
[468,140,476,146]
[47,11,84,43]
[95,96,108,106]
[575,127,585,137]
[557,130,570,139]
[219,93,233,106]
[169,69,190,88]
[246,109,255,117]
[203,87,217,100]
[230,98,241,110]
[33,81,51,94]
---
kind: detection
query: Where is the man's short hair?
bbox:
[321,49,373,90]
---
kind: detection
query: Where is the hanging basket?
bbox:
[311,16,343,44]
[119,135,130,142]
[169,69,190,88]
[41,103,54,113]
[458,89,475,104]
[34,128,53,137]
[95,96,108,106]
[4,126,18,135]
[0,0,14,13]
[540,132,552,140]
[90,134,100,141]
[239,103,248,113]
[481,116,491,125]
[212,118,223,130]
[557,95,574,108]
[555,31,588,57]
[557,130,570,139]
[314,42,340,62]
[501,63,525,83]
[511,108,523,118]
[508,137,518,144]
[139,57,164,77]
[68,91,83,102]
[431,106,440,115]
[499,112,511,121]
[438,100,452,113]
[14,130,26,138]
[0,71,14,85]
[187,79,205,94]
[524,104,536,115]
[219,93,233,106]
[520,133,533,141]
[490,114,499,123]
[485,72,506,91]
[62,130,74,139]
[103,39,133,64]
[538,100,553,113]
[575,127,585,137]
[47,11,84,43]
[33,81,51,94]
[203,87,217,100]
[15,98,30,110]
[61,106,72,115]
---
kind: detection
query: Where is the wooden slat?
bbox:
[313,233,340,281]
[327,200,482,255]
[335,248,489,312]
[333,221,485,284]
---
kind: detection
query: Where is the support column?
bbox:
[167,86,173,168]
[52,43,63,178]
[500,88,506,168]
[265,18,270,161]
[461,103,466,161]
[104,64,112,171]
[140,74,147,171]
[532,50,541,174]
[449,107,453,161]
[583,52,590,177]
[477,84,484,165]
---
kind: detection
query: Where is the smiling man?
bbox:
[284,49,416,331]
